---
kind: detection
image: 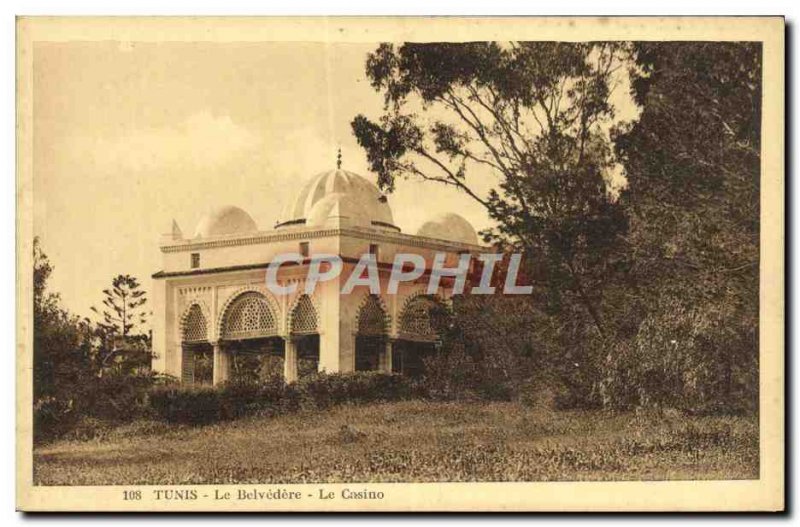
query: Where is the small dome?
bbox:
[194,205,258,238]
[277,169,397,231]
[416,213,479,245]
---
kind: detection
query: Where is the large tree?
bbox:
[616,42,760,296]
[352,42,630,337]
[611,42,761,412]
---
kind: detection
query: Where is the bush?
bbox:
[33,372,168,442]
[148,372,416,425]
[418,340,520,402]
[148,385,222,425]
[218,375,287,419]
[418,342,481,400]
[60,416,114,442]
[33,396,76,443]
[599,296,758,415]
[294,372,414,410]
[85,372,160,422]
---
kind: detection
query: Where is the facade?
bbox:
[151,167,483,385]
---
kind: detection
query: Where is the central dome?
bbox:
[277,169,398,231]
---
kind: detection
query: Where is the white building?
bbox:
[151,167,483,385]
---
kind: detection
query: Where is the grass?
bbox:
[33,400,759,485]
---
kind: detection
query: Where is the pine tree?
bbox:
[90,274,150,373]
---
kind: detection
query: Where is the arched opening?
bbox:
[181,304,213,385]
[394,295,450,378]
[355,295,389,372]
[220,291,284,382]
[290,294,320,379]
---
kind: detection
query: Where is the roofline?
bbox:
[152,255,469,280]
[273,218,401,233]
[273,218,307,229]
[159,226,486,254]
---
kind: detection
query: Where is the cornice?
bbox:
[160,228,340,253]
[152,255,468,282]
[160,226,486,254]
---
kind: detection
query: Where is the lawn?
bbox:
[33,400,759,485]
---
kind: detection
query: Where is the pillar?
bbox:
[320,276,344,373]
[212,342,230,386]
[382,339,393,373]
[152,279,178,377]
[283,338,298,383]
[220,344,230,384]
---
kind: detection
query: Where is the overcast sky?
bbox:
[33,41,635,322]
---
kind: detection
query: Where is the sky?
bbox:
[32,41,637,322]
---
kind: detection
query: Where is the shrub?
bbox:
[33,371,170,442]
[85,372,160,422]
[599,296,758,415]
[147,373,414,425]
[60,416,114,442]
[148,385,222,424]
[33,396,76,443]
[218,375,287,419]
[418,342,482,400]
[294,372,413,410]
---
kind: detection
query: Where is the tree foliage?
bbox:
[90,274,151,373]
[33,240,157,440]
[352,42,631,337]
[91,274,148,337]
[33,237,95,402]
[609,42,761,413]
[353,41,762,414]
[616,42,760,296]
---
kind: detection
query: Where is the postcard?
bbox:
[16,16,784,512]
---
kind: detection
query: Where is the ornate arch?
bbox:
[179,301,211,343]
[355,294,390,337]
[289,294,319,335]
[218,287,280,340]
[398,293,451,342]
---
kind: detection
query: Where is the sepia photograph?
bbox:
[15,16,784,511]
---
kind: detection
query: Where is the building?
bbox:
[151,166,483,385]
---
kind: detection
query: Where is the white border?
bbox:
[6,3,795,525]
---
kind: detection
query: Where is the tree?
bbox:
[615,42,760,295]
[352,42,630,337]
[611,42,761,413]
[91,274,150,372]
[33,236,54,313]
[91,274,148,337]
[33,242,160,440]
[33,237,94,398]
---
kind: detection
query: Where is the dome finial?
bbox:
[336,147,342,170]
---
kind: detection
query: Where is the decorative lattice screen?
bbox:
[290,295,318,335]
[181,347,195,384]
[400,296,449,341]
[182,304,208,343]
[222,292,277,340]
[357,295,388,336]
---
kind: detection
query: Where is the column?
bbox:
[383,339,394,374]
[283,338,298,383]
[212,342,222,386]
[212,342,231,385]
[219,343,230,384]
